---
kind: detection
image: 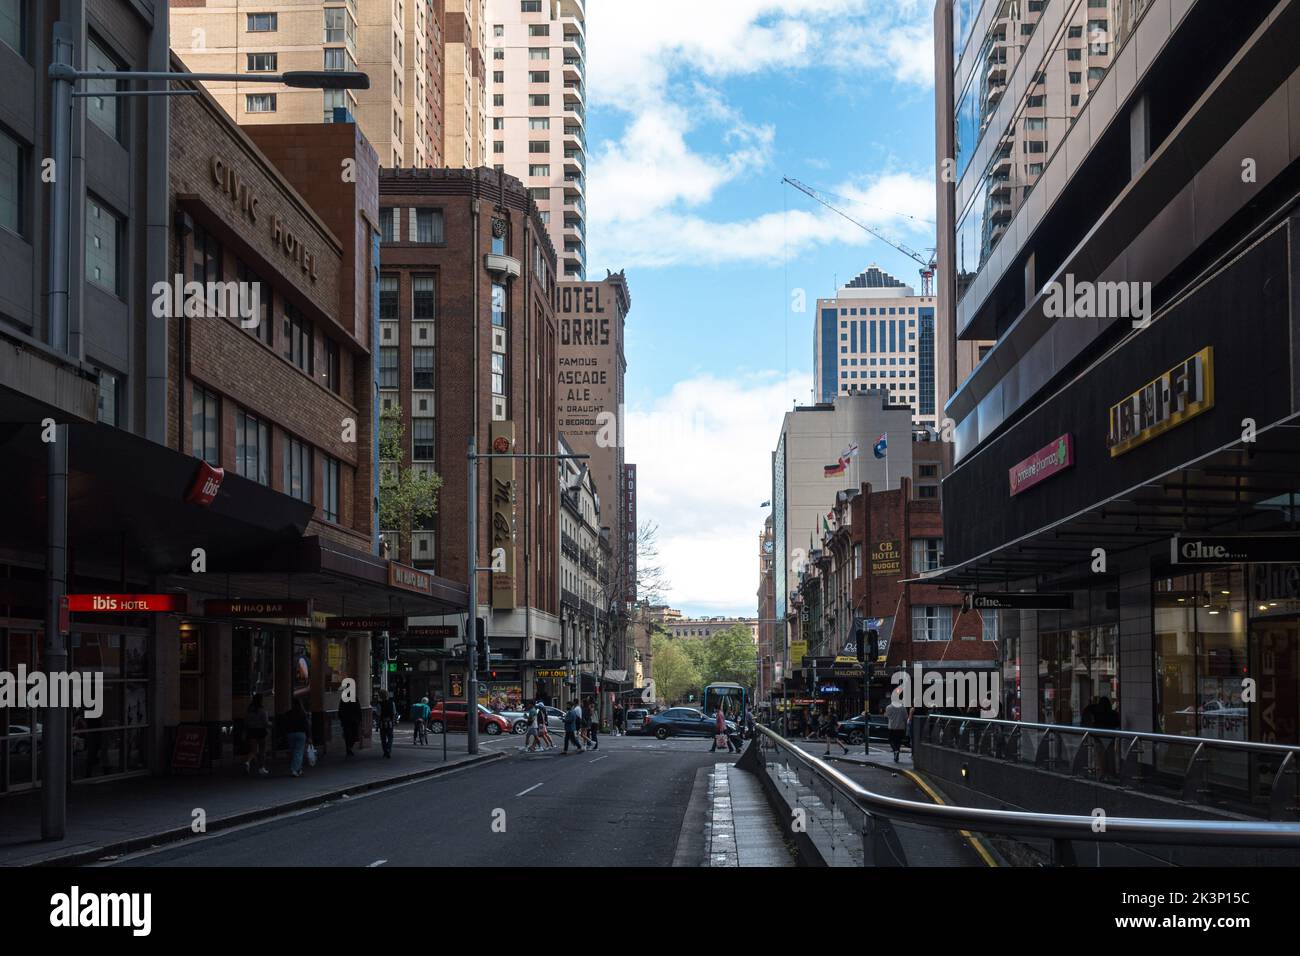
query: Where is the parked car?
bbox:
[624,708,649,735]
[427,702,510,736]
[499,705,566,735]
[836,713,910,748]
[645,707,737,740]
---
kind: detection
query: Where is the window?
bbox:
[918,464,938,478]
[85,37,124,142]
[911,537,943,573]
[235,260,271,345]
[192,385,219,465]
[492,117,504,130]
[323,89,347,122]
[283,435,312,503]
[247,12,277,31]
[528,164,550,177]
[529,47,548,60]
[412,346,434,388]
[493,141,504,154]
[379,208,397,242]
[412,418,434,460]
[235,408,270,485]
[491,352,505,395]
[379,273,399,319]
[493,24,504,37]
[245,93,276,113]
[529,23,549,36]
[322,456,340,522]
[247,52,277,71]
[980,609,1000,642]
[96,370,119,426]
[521,0,541,11]
[416,208,443,242]
[528,71,548,83]
[528,140,549,153]
[528,94,549,107]
[324,338,340,393]
[85,196,121,294]
[282,303,313,374]
[491,283,506,326]
[493,70,504,83]
[0,127,24,235]
[379,346,398,388]
[412,275,435,319]
[493,94,504,107]
[0,0,24,55]
[529,117,550,130]
[493,48,504,60]
[324,8,348,43]
[324,47,355,71]
[917,484,938,499]
[912,605,953,642]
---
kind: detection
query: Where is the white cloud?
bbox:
[626,370,813,616]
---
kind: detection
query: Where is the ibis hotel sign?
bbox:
[1009,434,1073,496]
[1107,347,1213,456]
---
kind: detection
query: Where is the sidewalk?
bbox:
[788,739,915,771]
[0,731,505,867]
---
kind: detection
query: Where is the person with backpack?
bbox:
[563,700,584,754]
[377,688,397,758]
[410,696,431,745]
[243,693,270,775]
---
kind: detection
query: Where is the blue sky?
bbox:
[582,1,938,617]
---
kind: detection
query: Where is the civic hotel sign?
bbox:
[210,155,317,282]
[1106,347,1213,456]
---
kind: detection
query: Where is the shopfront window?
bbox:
[1037,585,1118,726]
[70,629,149,780]
[1,629,43,791]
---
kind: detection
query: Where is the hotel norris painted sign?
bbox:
[1106,347,1214,456]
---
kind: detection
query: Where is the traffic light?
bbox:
[387,633,400,661]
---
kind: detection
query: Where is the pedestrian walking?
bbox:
[377,688,396,758]
[579,698,592,749]
[563,700,584,754]
[587,698,600,750]
[243,692,270,775]
[613,704,625,737]
[885,697,910,762]
[536,701,556,749]
[522,701,541,752]
[285,697,311,777]
[338,693,362,757]
[822,709,849,756]
[710,704,738,754]
[410,696,431,745]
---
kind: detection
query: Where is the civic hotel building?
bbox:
[813,266,938,430]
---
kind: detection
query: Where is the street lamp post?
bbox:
[466,444,587,754]
[37,32,367,842]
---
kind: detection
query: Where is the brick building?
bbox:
[377,166,559,706]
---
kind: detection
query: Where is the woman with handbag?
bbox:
[285,697,312,777]
[710,704,737,754]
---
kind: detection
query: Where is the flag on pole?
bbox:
[842,441,860,460]
[823,458,847,477]
[873,433,888,459]
[759,500,771,507]
[821,510,837,534]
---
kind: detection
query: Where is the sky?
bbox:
[583,0,939,618]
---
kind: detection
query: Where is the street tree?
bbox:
[651,632,699,706]
[378,404,443,562]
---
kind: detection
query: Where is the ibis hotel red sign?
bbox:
[1009,434,1074,496]
[67,593,187,613]
[185,462,225,506]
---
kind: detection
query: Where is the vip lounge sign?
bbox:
[1172,534,1300,566]
[490,421,517,610]
[1107,347,1214,456]
[1009,434,1073,496]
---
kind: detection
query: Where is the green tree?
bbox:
[697,624,758,693]
[651,632,699,706]
[378,404,443,560]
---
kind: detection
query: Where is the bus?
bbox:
[702,682,747,718]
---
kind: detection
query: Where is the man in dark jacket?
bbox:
[377,689,397,757]
[339,695,362,757]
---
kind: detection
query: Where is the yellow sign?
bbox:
[1107,347,1214,456]
[871,539,902,576]
[788,640,808,663]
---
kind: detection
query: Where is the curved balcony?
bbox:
[484,253,521,279]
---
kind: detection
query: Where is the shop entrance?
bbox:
[1,627,42,792]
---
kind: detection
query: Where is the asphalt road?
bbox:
[107,735,738,867]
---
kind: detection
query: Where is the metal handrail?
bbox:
[924,714,1300,756]
[753,724,1300,849]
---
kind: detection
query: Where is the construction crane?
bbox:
[782,176,937,296]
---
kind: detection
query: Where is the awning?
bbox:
[918,419,1300,589]
[0,421,311,573]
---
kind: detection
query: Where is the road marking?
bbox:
[515,782,544,797]
[367,859,387,867]
[901,769,999,868]
[589,755,608,763]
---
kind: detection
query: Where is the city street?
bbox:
[101,735,740,868]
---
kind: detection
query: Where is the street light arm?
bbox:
[51,67,371,90]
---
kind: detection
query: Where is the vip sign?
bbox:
[490,421,517,610]
[1107,347,1214,456]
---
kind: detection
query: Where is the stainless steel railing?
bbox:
[918,714,1300,821]
[750,724,1300,866]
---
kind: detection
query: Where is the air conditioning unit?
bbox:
[412,391,436,417]
[492,327,506,352]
